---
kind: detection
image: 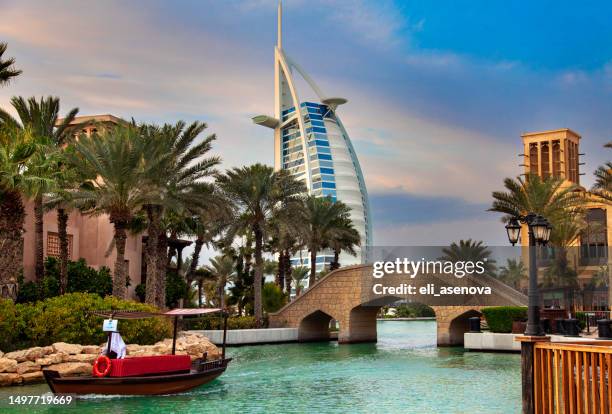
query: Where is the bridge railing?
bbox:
[533,341,612,414]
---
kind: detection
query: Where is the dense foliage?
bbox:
[165,271,189,308]
[482,306,527,333]
[0,293,171,352]
[390,303,436,318]
[17,257,112,303]
[184,315,258,330]
[262,282,287,313]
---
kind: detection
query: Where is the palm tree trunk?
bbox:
[188,238,204,283]
[156,232,168,309]
[284,251,292,295]
[0,190,25,300]
[277,252,284,292]
[309,249,317,287]
[198,281,203,307]
[144,205,161,306]
[219,279,226,309]
[167,231,177,268]
[34,194,44,280]
[253,224,264,327]
[57,208,69,294]
[330,249,340,271]
[112,222,127,299]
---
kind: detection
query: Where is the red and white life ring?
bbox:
[93,355,112,377]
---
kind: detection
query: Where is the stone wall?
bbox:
[0,333,218,387]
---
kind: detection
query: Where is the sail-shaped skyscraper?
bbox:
[253,1,372,269]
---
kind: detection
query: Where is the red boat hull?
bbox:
[44,359,231,395]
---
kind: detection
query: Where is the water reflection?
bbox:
[0,321,521,414]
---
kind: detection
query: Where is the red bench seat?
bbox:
[109,355,191,377]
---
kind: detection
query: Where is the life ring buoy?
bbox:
[93,355,112,377]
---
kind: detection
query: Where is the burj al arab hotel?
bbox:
[253,1,372,268]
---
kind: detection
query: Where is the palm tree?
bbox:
[185,193,232,285]
[0,43,21,86]
[0,125,50,298]
[489,174,583,230]
[138,121,220,308]
[205,255,236,309]
[328,216,361,271]
[291,266,309,297]
[216,164,306,326]
[191,267,214,307]
[0,96,78,280]
[297,195,353,286]
[439,239,497,276]
[591,143,612,204]
[44,165,82,294]
[65,124,150,298]
[497,258,527,290]
[267,202,304,293]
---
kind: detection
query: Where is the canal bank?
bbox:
[191,318,435,346]
[0,320,521,414]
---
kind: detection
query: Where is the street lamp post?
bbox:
[505,213,552,337]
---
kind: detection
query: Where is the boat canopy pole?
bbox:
[171,316,178,355]
[222,311,228,359]
[106,311,114,356]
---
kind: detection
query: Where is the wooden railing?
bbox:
[534,341,612,413]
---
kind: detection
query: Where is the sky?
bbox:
[1,0,611,254]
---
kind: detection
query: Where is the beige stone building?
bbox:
[21,115,144,299]
[519,129,610,308]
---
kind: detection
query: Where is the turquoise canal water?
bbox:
[1,321,521,413]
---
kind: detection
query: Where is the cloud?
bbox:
[322,0,406,47]
[374,216,508,246]
[370,192,490,225]
[2,0,611,248]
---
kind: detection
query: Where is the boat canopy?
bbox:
[164,308,222,316]
[90,308,223,319]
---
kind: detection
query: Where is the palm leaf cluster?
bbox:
[490,173,586,253]
[439,239,497,276]
[0,43,21,86]
[591,142,612,204]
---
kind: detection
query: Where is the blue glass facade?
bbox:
[281,102,339,201]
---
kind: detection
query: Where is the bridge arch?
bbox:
[270,264,526,346]
[298,310,337,342]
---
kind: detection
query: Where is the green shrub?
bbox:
[0,299,20,351]
[135,283,146,303]
[394,303,435,318]
[185,315,258,330]
[165,271,189,308]
[482,306,528,333]
[16,258,113,303]
[0,293,172,351]
[16,276,39,304]
[575,311,587,330]
[263,282,287,313]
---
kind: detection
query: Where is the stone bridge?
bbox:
[269,264,527,346]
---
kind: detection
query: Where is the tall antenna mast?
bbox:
[277,0,282,49]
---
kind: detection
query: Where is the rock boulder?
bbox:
[0,373,21,386]
[35,353,65,366]
[21,371,44,384]
[16,361,40,375]
[52,343,83,355]
[0,358,17,373]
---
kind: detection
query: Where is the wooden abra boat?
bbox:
[44,308,231,395]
